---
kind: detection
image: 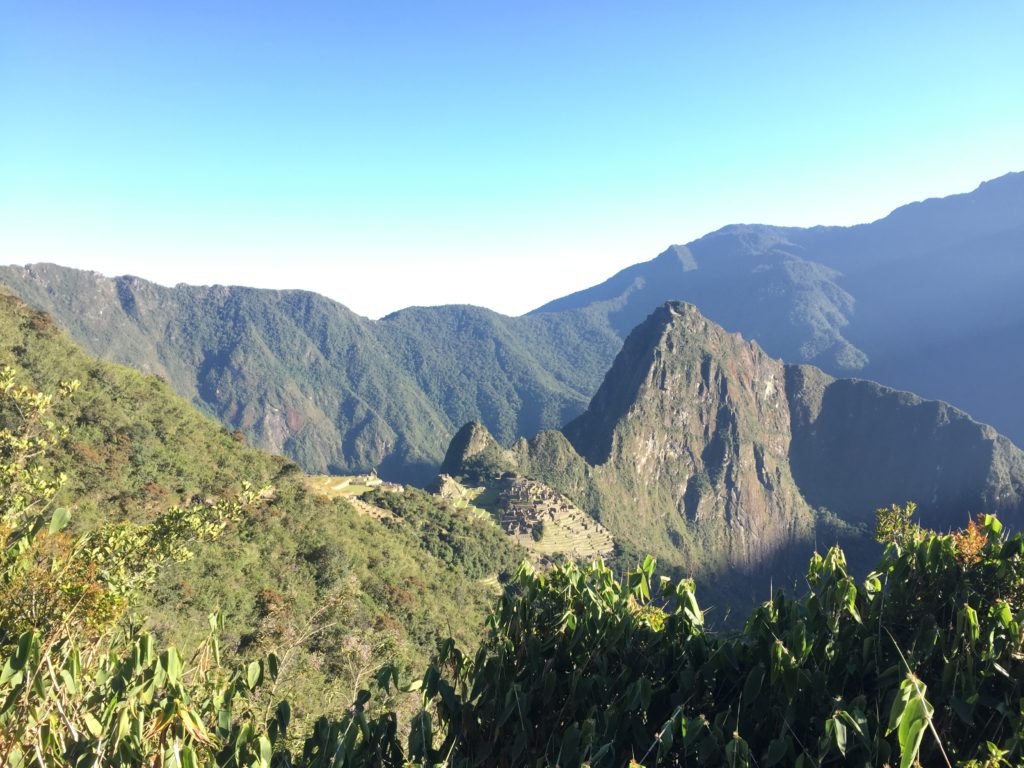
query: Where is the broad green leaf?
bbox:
[83,712,103,738]
[741,664,764,705]
[950,696,974,726]
[48,506,71,533]
[765,737,788,766]
[276,700,291,734]
[888,676,933,768]
[258,735,272,767]
[163,648,183,684]
[247,660,262,690]
[829,715,848,756]
[996,600,1013,629]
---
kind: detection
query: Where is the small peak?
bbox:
[440,421,497,474]
[629,301,710,342]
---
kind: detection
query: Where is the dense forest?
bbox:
[3,173,1023,485]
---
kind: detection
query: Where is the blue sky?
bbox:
[2,1,1022,317]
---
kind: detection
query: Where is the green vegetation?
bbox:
[375,512,1024,767]
[0,363,271,765]
[442,302,1024,614]
[0,293,517,734]
[4,174,1024,483]
[361,487,526,580]
[8,386,1022,766]
[3,277,1024,764]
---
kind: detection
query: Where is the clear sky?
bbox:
[2,1,1022,318]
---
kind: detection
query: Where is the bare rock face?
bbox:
[564,303,815,577]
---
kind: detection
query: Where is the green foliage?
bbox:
[4,291,1024,766]
[530,520,544,542]
[363,488,525,580]
[0,273,621,484]
[377,508,1024,767]
[0,295,508,731]
[0,366,271,765]
[3,360,1024,766]
[876,500,924,548]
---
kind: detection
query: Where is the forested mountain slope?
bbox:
[5,288,1024,766]
[0,266,617,483]
[0,289,524,724]
[3,172,1021,482]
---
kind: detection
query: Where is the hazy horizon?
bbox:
[3,2,1022,317]
[6,169,1021,320]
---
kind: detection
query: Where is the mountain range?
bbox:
[0,266,619,483]
[442,301,1024,605]
[1,172,1021,486]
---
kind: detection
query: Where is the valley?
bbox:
[3,197,1024,761]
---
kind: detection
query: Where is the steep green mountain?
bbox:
[533,171,1024,446]
[0,288,525,724]
[443,302,1024,604]
[0,265,617,484]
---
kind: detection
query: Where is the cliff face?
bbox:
[444,302,1024,603]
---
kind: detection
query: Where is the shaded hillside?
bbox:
[444,303,1024,605]
[0,289,524,724]
[0,265,617,484]
[785,365,1024,529]
[533,172,1024,445]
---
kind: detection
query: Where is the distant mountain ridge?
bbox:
[2,171,1021,481]
[442,302,1024,603]
[0,264,618,483]
[532,171,1024,446]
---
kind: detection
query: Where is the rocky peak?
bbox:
[562,302,810,574]
[440,302,1024,606]
[564,301,788,470]
[439,421,515,482]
